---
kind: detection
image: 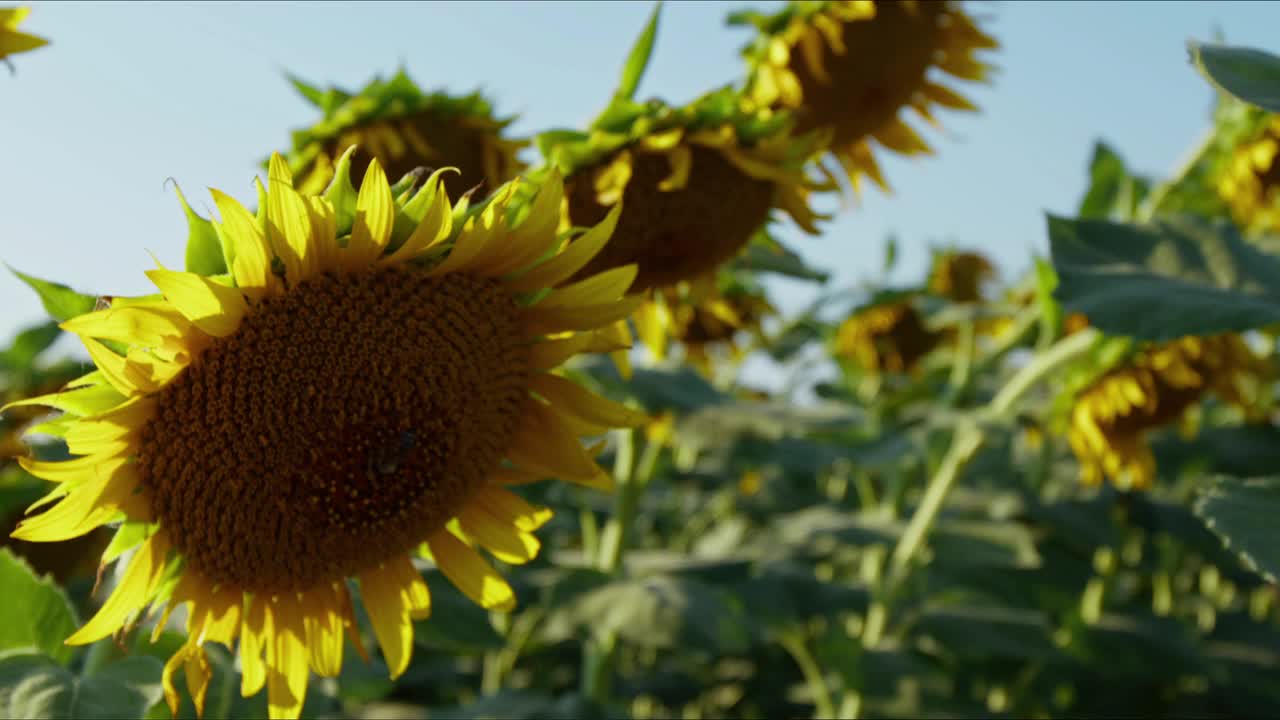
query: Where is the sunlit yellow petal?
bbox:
[67,530,170,645]
[504,203,622,293]
[145,268,247,338]
[345,160,395,268]
[522,295,646,336]
[427,529,516,611]
[211,189,277,296]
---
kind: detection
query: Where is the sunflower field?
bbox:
[5,3,1280,719]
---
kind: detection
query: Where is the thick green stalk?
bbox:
[779,633,836,719]
[862,329,1101,648]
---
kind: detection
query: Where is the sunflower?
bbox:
[3,152,647,718]
[1216,114,1280,233]
[735,0,997,193]
[636,278,775,376]
[833,296,939,376]
[279,70,527,203]
[927,249,995,304]
[1067,334,1265,490]
[0,6,47,65]
[540,88,827,376]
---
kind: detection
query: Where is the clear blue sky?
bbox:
[5,1,1280,348]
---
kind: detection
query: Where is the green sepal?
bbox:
[324,145,360,237]
[101,522,154,565]
[614,1,663,103]
[1032,256,1064,340]
[173,183,228,277]
[8,267,97,322]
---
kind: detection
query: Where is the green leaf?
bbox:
[1048,214,1280,339]
[913,605,1061,661]
[731,236,829,282]
[0,651,163,720]
[173,184,228,277]
[9,269,97,323]
[412,569,504,652]
[559,575,749,653]
[1,322,62,370]
[1190,41,1280,113]
[615,2,663,102]
[1195,476,1280,583]
[0,550,79,664]
[1077,141,1149,221]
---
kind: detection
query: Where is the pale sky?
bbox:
[5,1,1280,355]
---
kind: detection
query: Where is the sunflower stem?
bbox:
[862,329,1102,648]
[944,317,976,405]
[779,631,836,719]
[598,431,663,574]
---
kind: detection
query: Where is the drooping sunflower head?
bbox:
[833,294,939,376]
[3,151,647,719]
[632,271,776,375]
[0,6,46,64]
[1067,334,1266,490]
[1216,113,1280,233]
[278,69,528,202]
[927,249,996,303]
[540,87,830,294]
[733,0,997,193]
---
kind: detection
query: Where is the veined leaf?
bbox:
[1195,476,1280,583]
[1048,213,1280,339]
[1190,41,1280,113]
[0,550,78,665]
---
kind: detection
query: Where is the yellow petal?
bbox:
[530,373,648,430]
[345,159,395,268]
[67,530,170,645]
[60,304,193,350]
[504,203,622,293]
[633,297,671,359]
[457,505,541,565]
[537,265,637,309]
[12,458,141,542]
[163,642,211,719]
[1,383,125,417]
[479,485,554,530]
[380,169,455,266]
[522,295,646,336]
[528,335,595,372]
[305,196,339,274]
[427,182,520,277]
[145,269,247,338]
[481,171,565,277]
[265,154,316,283]
[506,399,605,483]
[211,189,277,296]
[657,145,692,192]
[17,451,123,484]
[427,529,516,611]
[300,585,344,678]
[266,595,310,720]
[240,595,271,696]
[359,555,430,679]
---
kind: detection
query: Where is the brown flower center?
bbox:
[789,3,946,145]
[138,269,529,593]
[326,111,517,203]
[567,144,775,291]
